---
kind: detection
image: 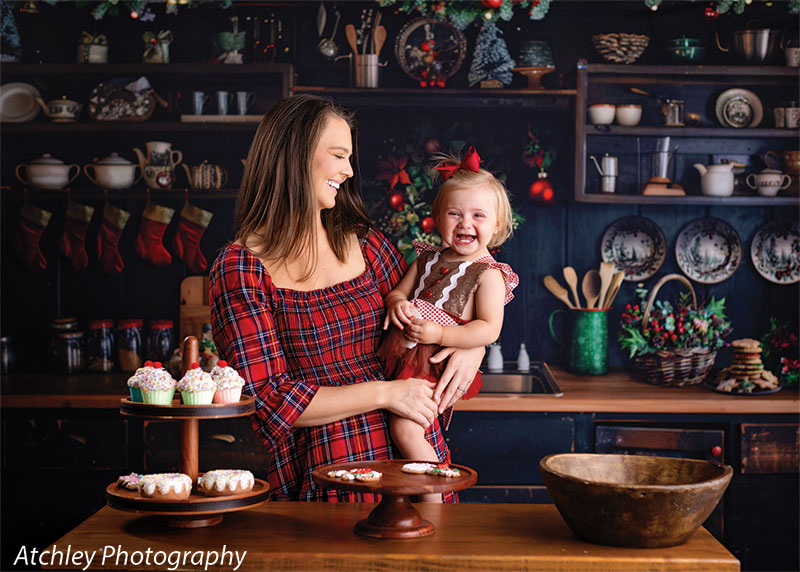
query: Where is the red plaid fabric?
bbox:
[210,227,456,502]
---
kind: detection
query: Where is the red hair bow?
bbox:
[434,146,482,181]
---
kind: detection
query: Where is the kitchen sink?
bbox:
[480,361,562,396]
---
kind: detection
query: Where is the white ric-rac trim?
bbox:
[412,251,440,300]
[435,261,472,309]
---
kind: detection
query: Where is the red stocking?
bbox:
[134,202,174,267]
[172,202,213,274]
[14,203,52,272]
[97,203,131,275]
[58,201,95,270]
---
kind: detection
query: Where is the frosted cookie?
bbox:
[139,473,192,500]
[117,472,143,491]
[426,463,461,478]
[402,462,433,474]
[198,469,254,497]
[326,468,382,482]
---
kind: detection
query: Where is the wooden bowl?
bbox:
[540,453,732,548]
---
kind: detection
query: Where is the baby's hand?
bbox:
[383,300,418,330]
[404,318,443,345]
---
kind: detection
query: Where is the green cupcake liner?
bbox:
[142,389,175,405]
[180,390,215,405]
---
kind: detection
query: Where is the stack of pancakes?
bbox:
[711,338,779,393]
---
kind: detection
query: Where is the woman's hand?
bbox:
[383,377,439,428]
[429,346,485,413]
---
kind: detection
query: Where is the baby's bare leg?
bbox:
[390,416,442,503]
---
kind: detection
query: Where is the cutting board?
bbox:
[179,276,210,342]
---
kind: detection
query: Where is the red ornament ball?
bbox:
[389,192,405,210]
[420,40,432,52]
[424,138,440,154]
[419,80,428,88]
[704,4,719,19]
[421,216,435,233]
[482,0,503,8]
[435,78,446,88]
[529,177,554,202]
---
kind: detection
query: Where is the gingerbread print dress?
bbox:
[377,243,518,426]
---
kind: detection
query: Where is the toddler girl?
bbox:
[377,146,518,501]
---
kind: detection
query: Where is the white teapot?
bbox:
[84,152,141,190]
[36,96,82,122]
[693,162,735,197]
[16,154,80,189]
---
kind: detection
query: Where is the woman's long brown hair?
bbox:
[234,94,372,280]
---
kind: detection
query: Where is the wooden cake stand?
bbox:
[312,460,477,539]
[105,336,270,528]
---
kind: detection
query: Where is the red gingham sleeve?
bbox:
[209,246,318,453]
[362,226,407,296]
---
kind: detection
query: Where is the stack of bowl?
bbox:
[664,37,705,63]
[518,40,555,68]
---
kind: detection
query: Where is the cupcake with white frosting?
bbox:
[139,362,176,405]
[126,361,153,402]
[177,362,216,405]
[210,360,245,404]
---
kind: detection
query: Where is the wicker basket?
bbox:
[630,274,717,387]
[592,33,649,64]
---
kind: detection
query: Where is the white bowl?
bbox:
[616,104,642,126]
[588,104,616,125]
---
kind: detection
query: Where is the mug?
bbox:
[235,91,256,115]
[773,105,785,128]
[786,46,800,67]
[661,99,685,126]
[215,90,233,115]
[549,308,609,376]
[190,91,210,115]
[746,171,792,197]
[785,103,800,129]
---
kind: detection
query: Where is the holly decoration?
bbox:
[704,3,719,20]
[760,318,799,388]
[369,121,524,263]
[41,0,233,21]
[522,124,556,204]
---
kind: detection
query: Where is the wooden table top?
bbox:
[42,503,739,571]
[2,367,797,414]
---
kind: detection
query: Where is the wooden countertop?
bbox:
[3,368,796,414]
[42,503,738,571]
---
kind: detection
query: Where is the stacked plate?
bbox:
[0,82,41,123]
[517,40,555,68]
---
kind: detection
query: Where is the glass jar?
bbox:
[50,317,78,365]
[0,336,14,375]
[117,319,143,372]
[87,319,115,372]
[56,331,84,374]
[147,319,175,364]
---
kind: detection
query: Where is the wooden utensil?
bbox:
[344,24,358,54]
[563,266,582,308]
[373,25,387,55]
[602,271,625,309]
[544,275,576,309]
[581,269,602,309]
[597,262,616,312]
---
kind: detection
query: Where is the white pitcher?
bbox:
[133,141,183,190]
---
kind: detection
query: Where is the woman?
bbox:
[210,95,483,501]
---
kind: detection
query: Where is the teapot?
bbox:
[133,141,182,189]
[36,96,82,122]
[182,160,228,189]
[16,154,80,189]
[84,152,141,190]
[693,162,735,197]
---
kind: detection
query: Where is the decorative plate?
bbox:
[675,218,742,284]
[703,379,782,396]
[394,17,467,85]
[750,219,800,284]
[601,216,666,281]
[0,82,41,123]
[714,88,763,129]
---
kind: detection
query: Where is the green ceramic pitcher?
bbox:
[549,308,609,375]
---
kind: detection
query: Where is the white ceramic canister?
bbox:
[84,152,141,190]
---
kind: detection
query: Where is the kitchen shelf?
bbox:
[583,63,798,82]
[1,63,293,76]
[568,193,799,206]
[1,121,260,133]
[584,126,798,138]
[1,186,239,200]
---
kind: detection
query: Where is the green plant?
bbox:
[760,318,799,388]
[619,284,732,359]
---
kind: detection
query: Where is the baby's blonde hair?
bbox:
[430,151,514,248]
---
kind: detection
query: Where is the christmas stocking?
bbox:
[172,202,213,274]
[134,202,175,267]
[97,203,131,275]
[14,203,52,272]
[58,200,95,270]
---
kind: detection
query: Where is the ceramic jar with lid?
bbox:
[15,154,80,189]
[84,152,141,190]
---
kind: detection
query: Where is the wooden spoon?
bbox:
[581,269,601,309]
[344,24,358,54]
[563,266,581,308]
[544,275,575,309]
[373,25,387,55]
[602,271,625,309]
[597,262,616,312]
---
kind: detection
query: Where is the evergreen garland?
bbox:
[378,0,552,29]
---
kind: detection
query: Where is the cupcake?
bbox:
[210,360,245,403]
[139,362,176,405]
[177,362,215,405]
[126,360,154,402]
